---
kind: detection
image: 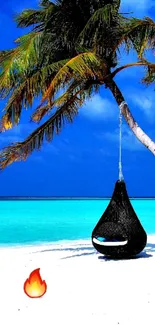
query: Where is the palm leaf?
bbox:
[14,2,55,30]
[115,17,155,58]
[14,32,41,68]
[0,58,69,131]
[0,32,42,99]
[141,62,155,85]
[40,52,104,104]
[78,4,118,40]
[76,4,122,62]
[0,77,101,169]
[0,93,81,169]
[14,9,45,28]
[32,76,102,122]
[0,48,21,92]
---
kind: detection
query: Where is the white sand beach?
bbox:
[1,236,155,325]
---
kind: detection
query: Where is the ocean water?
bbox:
[0,199,155,247]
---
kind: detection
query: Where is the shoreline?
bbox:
[0,234,155,251]
[0,237,91,251]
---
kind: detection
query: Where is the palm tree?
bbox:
[0,0,155,169]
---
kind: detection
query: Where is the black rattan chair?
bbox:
[92,180,147,258]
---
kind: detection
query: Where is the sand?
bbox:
[1,236,155,325]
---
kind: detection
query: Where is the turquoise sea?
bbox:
[0,199,155,246]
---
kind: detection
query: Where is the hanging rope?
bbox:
[118,102,124,181]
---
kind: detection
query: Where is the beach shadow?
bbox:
[32,246,94,254]
[97,241,155,262]
[31,243,155,261]
[61,251,97,260]
[145,243,155,253]
[98,250,152,262]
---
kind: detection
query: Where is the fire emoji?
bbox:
[24,268,47,298]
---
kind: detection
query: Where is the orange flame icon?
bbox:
[24,268,47,298]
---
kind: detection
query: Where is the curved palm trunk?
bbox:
[106,78,155,155]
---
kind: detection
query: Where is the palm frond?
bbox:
[0,32,42,99]
[14,32,41,68]
[115,17,155,58]
[0,48,20,92]
[111,60,148,77]
[0,93,81,169]
[81,4,118,34]
[77,4,115,45]
[14,9,45,28]
[76,4,121,62]
[14,1,55,30]
[141,62,155,85]
[40,52,104,104]
[0,76,102,169]
[32,75,102,122]
[0,58,69,131]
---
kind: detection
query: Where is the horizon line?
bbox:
[0,196,155,200]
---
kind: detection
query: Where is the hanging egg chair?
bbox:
[92,102,147,259]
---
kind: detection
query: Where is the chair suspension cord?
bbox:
[118,102,124,181]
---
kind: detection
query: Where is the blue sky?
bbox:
[0,0,155,197]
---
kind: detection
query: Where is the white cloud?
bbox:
[43,143,60,155]
[80,94,117,120]
[0,134,21,144]
[127,88,155,122]
[29,155,45,163]
[97,124,145,152]
[120,0,154,16]
[0,123,35,147]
